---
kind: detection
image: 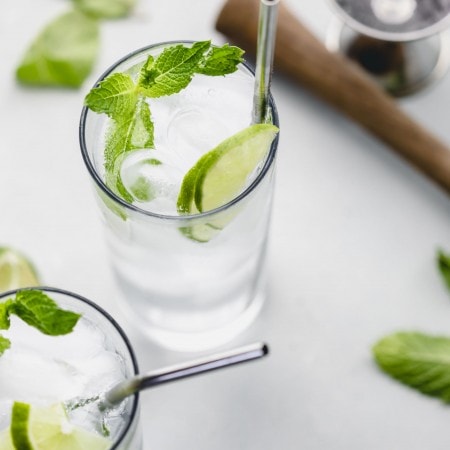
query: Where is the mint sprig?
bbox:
[84,41,244,202]
[373,332,450,402]
[438,249,450,292]
[0,290,81,356]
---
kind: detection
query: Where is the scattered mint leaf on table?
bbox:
[438,249,450,292]
[373,331,450,402]
[16,10,99,88]
[84,41,244,203]
[73,0,136,19]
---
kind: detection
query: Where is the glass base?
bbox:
[115,285,265,353]
[326,19,450,97]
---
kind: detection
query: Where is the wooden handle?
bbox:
[216,0,450,194]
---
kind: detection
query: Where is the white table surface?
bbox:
[2,0,450,449]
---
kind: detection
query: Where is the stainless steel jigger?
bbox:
[325,0,450,96]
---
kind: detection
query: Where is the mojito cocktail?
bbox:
[0,288,141,450]
[80,41,279,351]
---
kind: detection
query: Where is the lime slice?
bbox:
[10,402,111,450]
[0,248,40,292]
[177,123,278,242]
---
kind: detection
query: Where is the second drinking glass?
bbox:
[80,41,279,352]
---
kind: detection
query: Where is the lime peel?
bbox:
[0,248,40,293]
[176,123,278,242]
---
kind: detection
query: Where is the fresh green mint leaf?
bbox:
[85,72,138,120]
[438,249,450,292]
[139,41,211,98]
[0,300,14,330]
[103,97,154,202]
[197,44,244,76]
[104,97,154,169]
[0,336,11,356]
[11,290,81,336]
[105,156,134,204]
[74,0,136,19]
[373,331,450,402]
[16,10,99,88]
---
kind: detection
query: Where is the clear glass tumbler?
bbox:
[80,41,279,352]
[0,287,142,450]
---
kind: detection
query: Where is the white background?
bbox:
[1,0,450,449]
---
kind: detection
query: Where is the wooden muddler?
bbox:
[216,0,450,194]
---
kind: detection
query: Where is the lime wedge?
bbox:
[0,248,40,292]
[177,123,278,242]
[9,402,110,450]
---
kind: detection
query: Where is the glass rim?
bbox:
[0,286,140,450]
[79,40,280,222]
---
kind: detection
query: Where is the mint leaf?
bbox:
[16,10,99,88]
[139,41,211,97]
[11,290,81,336]
[197,44,244,76]
[103,97,154,201]
[104,97,153,169]
[0,300,14,330]
[438,249,450,292]
[0,336,10,356]
[85,73,138,120]
[373,331,450,402]
[74,0,136,19]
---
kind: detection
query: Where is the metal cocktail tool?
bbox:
[326,0,450,96]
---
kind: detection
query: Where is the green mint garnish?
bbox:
[16,10,99,88]
[103,97,154,202]
[0,290,81,356]
[73,0,136,19]
[139,41,211,97]
[85,73,138,120]
[84,41,244,203]
[438,249,450,292]
[196,44,248,76]
[0,336,11,354]
[373,331,450,402]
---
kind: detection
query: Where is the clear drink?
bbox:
[0,287,141,450]
[80,41,279,352]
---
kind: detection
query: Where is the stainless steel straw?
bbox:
[98,342,269,410]
[252,0,280,124]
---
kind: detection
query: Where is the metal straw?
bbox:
[252,0,280,124]
[98,342,269,410]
